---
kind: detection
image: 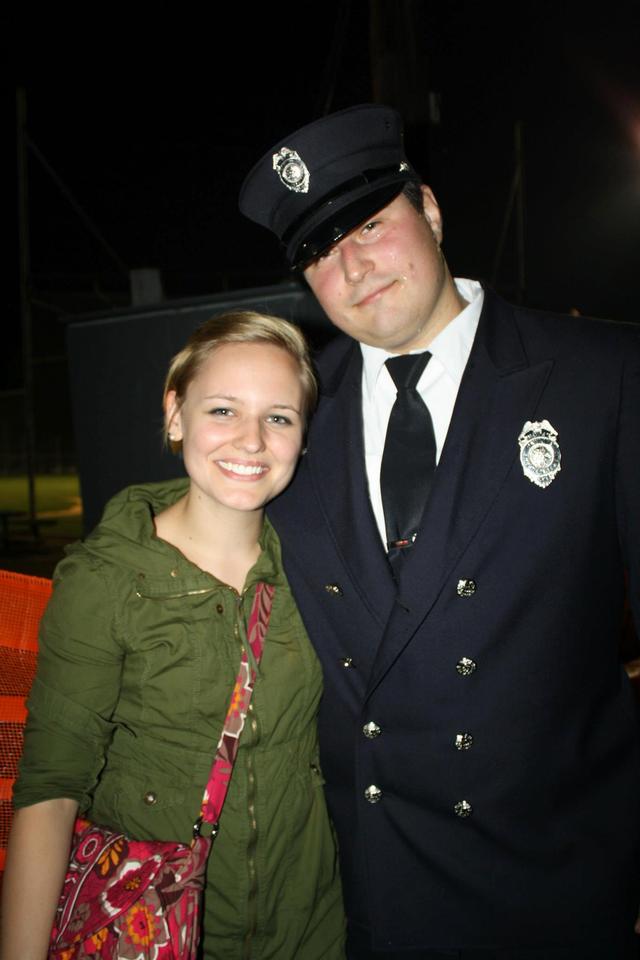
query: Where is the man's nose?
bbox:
[339,240,373,284]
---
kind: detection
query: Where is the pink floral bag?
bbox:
[48,582,275,960]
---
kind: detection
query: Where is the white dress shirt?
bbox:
[360,277,484,549]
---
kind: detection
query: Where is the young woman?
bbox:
[1,312,345,959]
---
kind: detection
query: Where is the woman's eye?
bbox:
[267,414,292,425]
[209,407,233,417]
[362,220,380,235]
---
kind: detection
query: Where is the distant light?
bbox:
[596,73,640,155]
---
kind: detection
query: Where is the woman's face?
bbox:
[166,342,305,517]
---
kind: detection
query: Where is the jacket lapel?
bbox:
[307,341,396,624]
[366,291,554,695]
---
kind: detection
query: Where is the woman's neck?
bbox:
[154,489,264,593]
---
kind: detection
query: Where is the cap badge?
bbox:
[518,419,561,488]
[272,147,310,193]
[399,161,409,172]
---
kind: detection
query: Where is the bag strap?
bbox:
[193,581,275,839]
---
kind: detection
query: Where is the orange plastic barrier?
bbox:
[0,569,52,872]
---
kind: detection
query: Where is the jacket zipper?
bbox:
[135,585,219,600]
[243,699,260,959]
[236,590,261,959]
[140,579,264,952]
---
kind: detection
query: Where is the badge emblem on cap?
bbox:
[518,419,561,488]
[272,147,310,193]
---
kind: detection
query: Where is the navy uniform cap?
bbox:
[239,104,418,270]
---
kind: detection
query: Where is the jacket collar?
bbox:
[82,478,286,591]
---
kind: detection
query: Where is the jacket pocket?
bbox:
[90,766,197,844]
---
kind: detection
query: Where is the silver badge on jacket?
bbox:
[518,419,561,488]
[272,147,310,193]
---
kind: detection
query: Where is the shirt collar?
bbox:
[360,278,484,400]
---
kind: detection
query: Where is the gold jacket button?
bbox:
[454,800,472,817]
[325,583,343,597]
[363,721,382,739]
[170,568,179,578]
[364,785,383,804]
[457,578,477,597]
[143,791,158,805]
[456,657,477,676]
[455,733,474,750]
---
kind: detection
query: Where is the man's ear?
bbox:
[420,185,443,244]
[165,390,183,441]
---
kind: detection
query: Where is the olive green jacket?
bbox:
[15,479,345,959]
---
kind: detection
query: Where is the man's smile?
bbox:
[354,279,398,308]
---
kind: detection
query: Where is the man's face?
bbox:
[303,186,463,353]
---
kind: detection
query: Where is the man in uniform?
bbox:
[239,104,640,958]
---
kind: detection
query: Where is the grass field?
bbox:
[0,474,82,534]
[0,474,81,511]
[0,475,83,575]
[1,473,81,510]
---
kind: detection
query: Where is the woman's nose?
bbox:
[234,417,265,452]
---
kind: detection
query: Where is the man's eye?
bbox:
[362,220,380,234]
[209,407,233,417]
[314,243,338,264]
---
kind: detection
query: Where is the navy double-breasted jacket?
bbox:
[269,287,640,951]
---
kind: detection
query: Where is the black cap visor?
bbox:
[287,180,410,271]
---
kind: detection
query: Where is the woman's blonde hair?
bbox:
[163,310,318,453]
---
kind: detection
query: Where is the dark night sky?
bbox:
[8,0,640,392]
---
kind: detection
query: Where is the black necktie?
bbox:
[380,352,436,568]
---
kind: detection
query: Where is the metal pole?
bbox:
[27,136,129,279]
[514,121,526,305]
[16,87,39,538]
[491,165,519,288]
[491,120,526,302]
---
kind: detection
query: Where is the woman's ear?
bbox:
[165,390,183,442]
